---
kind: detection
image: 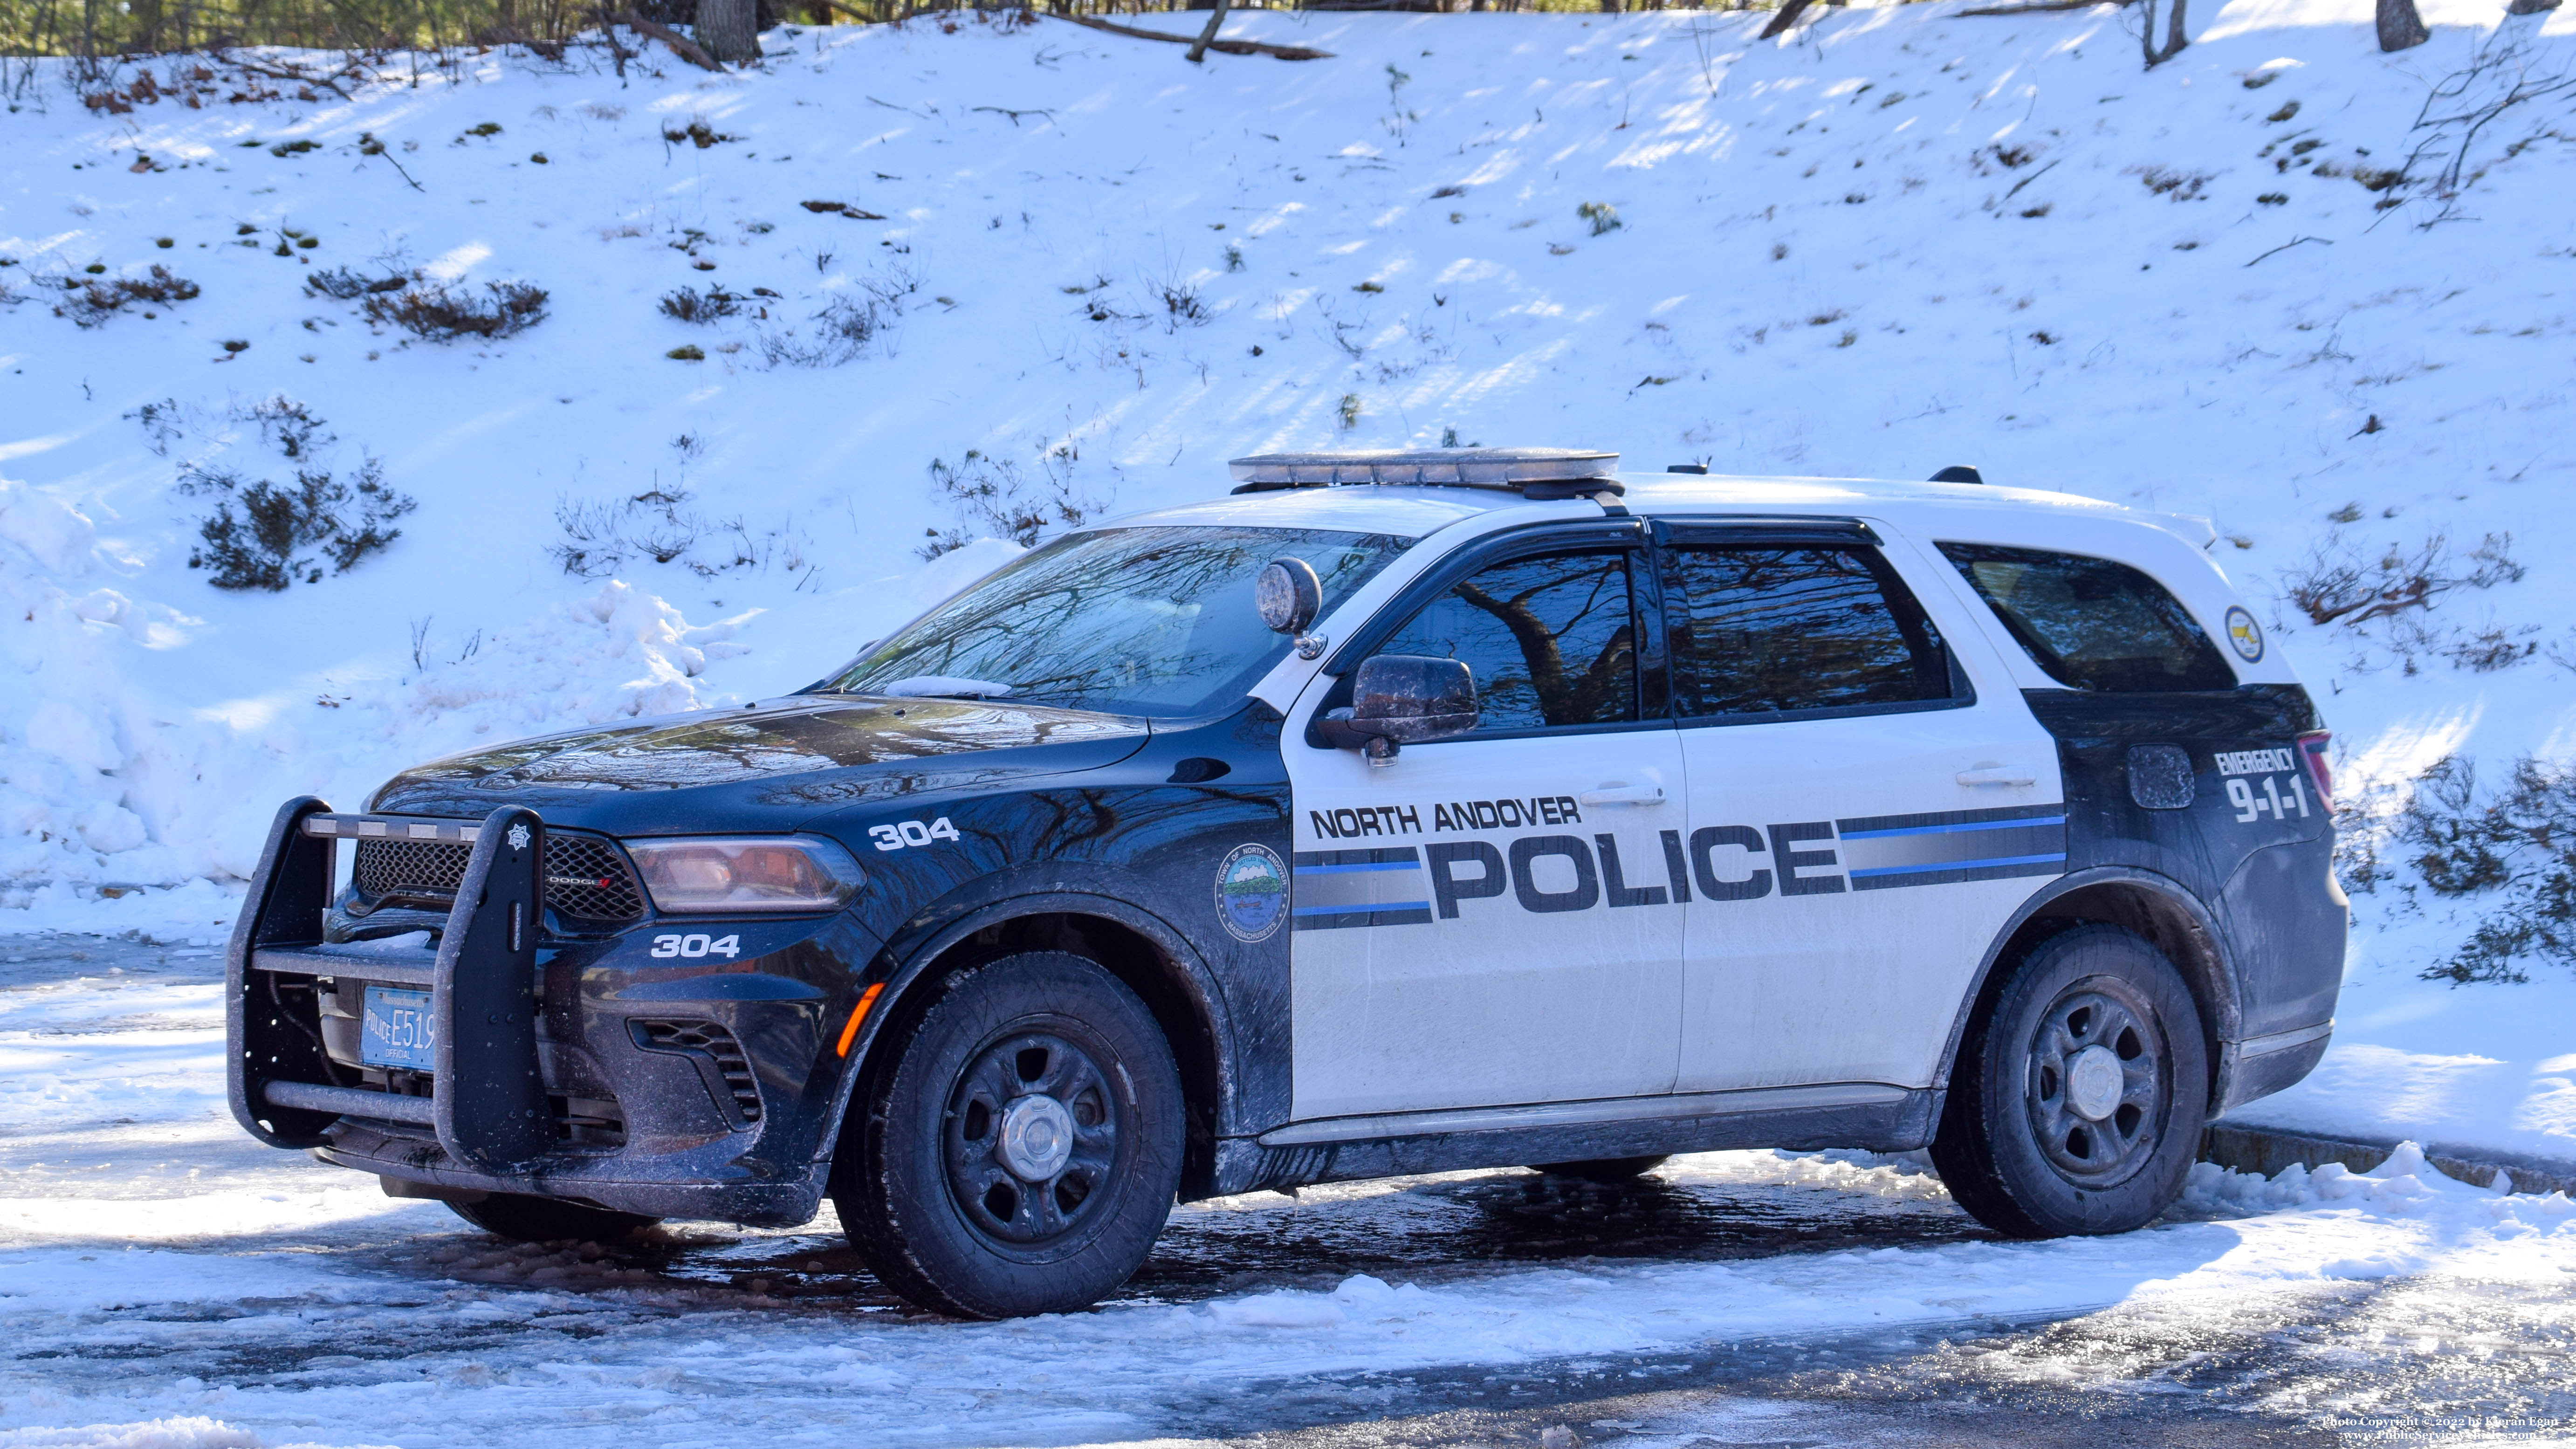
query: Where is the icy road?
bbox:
[3,934,2572,1449]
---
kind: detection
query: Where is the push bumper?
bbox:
[225,797,842,1227]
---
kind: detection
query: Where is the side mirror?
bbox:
[1317,654,1478,765]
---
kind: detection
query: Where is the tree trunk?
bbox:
[2139,0,2187,65]
[1758,0,1815,38]
[2377,0,2429,49]
[1185,0,1230,62]
[697,0,761,65]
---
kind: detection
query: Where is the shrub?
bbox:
[361,280,548,342]
[2346,755,2576,984]
[1578,200,1622,236]
[2284,531,2522,628]
[55,264,199,327]
[305,266,413,300]
[181,456,415,590]
[659,285,743,323]
[918,445,1098,559]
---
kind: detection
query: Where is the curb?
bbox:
[2200,1123,2576,1198]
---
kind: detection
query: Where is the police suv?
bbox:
[227,449,2344,1318]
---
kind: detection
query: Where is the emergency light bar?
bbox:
[1228,447,1623,499]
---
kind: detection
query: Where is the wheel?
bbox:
[1931,924,2210,1239]
[835,951,1184,1319]
[1529,1155,1670,1183]
[447,1193,660,1243]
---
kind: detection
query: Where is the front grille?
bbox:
[540,833,649,922]
[351,828,646,924]
[632,1019,763,1124]
[354,836,470,903]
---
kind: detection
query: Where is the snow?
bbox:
[4,0,2576,1431]
[5,937,2575,1441]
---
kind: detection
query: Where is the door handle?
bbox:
[1579,783,1667,807]
[1956,763,2037,788]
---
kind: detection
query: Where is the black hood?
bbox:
[367,695,1153,834]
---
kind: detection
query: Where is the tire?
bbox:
[1932,924,2211,1239]
[836,951,1185,1319]
[447,1193,660,1243]
[1529,1155,1670,1183]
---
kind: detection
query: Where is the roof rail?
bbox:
[1229,448,1623,500]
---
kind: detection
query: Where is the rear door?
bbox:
[1662,521,2065,1093]
[1283,524,1688,1120]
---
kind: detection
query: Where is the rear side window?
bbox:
[1938,543,2236,692]
[1669,546,1956,718]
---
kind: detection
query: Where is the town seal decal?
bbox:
[1215,843,1289,943]
[2224,605,2264,663]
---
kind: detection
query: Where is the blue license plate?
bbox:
[361,986,436,1070]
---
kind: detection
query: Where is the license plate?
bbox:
[361,986,437,1070]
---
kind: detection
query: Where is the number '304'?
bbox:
[870,817,962,852]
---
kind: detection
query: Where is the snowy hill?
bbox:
[1,0,2573,948]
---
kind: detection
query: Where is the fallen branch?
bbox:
[2003,157,2060,199]
[615,11,723,71]
[1955,0,2132,15]
[2246,234,2332,266]
[216,52,353,97]
[971,104,1057,125]
[1047,11,1331,61]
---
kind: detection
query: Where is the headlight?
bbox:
[624,836,866,914]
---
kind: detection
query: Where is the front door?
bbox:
[1662,528,2066,1093]
[1285,536,1687,1121]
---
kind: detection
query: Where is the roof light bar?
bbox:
[1228,447,1623,499]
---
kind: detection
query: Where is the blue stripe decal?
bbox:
[1840,815,2067,841]
[1850,852,2067,879]
[1293,862,1425,875]
[1294,900,1432,916]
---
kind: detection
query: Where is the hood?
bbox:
[367,695,1153,832]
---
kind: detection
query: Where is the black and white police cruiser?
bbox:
[227,449,2344,1318]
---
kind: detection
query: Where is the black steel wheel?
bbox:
[1933,924,2209,1239]
[1529,1155,1671,1183]
[944,1028,1123,1245]
[447,1193,660,1243]
[835,951,1183,1319]
[2026,982,2164,1185]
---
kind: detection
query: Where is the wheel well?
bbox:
[876,911,1225,1196]
[1974,882,2237,1097]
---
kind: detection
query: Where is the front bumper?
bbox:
[226,799,875,1227]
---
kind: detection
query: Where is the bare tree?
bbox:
[2379,0,2430,50]
[1759,0,1817,39]
[1186,0,1231,63]
[696,0,760,65]
[2139,0,2188,66]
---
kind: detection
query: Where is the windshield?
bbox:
[822,526,1414,717]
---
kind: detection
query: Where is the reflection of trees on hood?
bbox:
[388,700,1149,795]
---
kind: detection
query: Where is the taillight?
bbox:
[2297,731,2334,814]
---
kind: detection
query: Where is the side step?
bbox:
[227,798,556,1173]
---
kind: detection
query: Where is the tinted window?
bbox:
[826,526,1409,717]
[1938,543,2236,692]
[1375,550,1638,731]
[1670,546,1955,717]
